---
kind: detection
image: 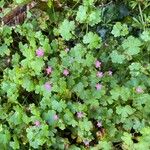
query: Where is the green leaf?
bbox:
[1,81,19,102]
[111,22,129,37]
[76,5,101,26]
[133,119,145,131]
[59,19,75,41]
[122,36,142,56]
[0,130,11,145]
[30,58,45,75]
[84,52,95,67]
[70,44,86,63]
[51,99,66,112]
[78,118,93,132]
[83,32,102,49]
[110,50,125,64]
[19,43,34,59]
[116,105,135,118]
[73,82,84,94]
[76,5,88,23]
[110,86,130,101]
[7,106,24,125]
[83,0,95,6]
[42,110,55,125]
[121,132,134,149]
[10,136,20,150]
[129,62,143,76]
[26,125,49,149]
[22,76,35,92]
[140,30,150,42]
[110,87,121,100]
[98,140,113,150]
[29,104,40,117]
[88,9,102,26]
[0,44,10,56]
[63,109,77,126]
[12,53,20,66]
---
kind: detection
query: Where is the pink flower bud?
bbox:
[97,71,103,78]
[136,87,143,93]
[95,60,101,68]
[53,114,59,120]
[77,112,84,119]
[34,120,40,127]
[36,48,44,57]
[96,83,102,90]
[46,66,52,75]
[97,121,102,128]
[44,82,52,91]
[83,140,89,146]
[63,69,69,76]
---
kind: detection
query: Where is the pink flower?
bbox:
[97,71,103,78]
[97,121,102,128]
[36,48,44,57]
[44,82,52,91]
[83,140,89,146]
[46,66,52,75]
[108,70,112,76]
[65,48,69,52]
[95,60,101,68]
[77,112,84,119]
[63,69,69,76]
[96,83,102,90]
[34,120,40,127]
[136,87,143,93]
[53,114,59,120]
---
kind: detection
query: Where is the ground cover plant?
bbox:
[0,0,150,149]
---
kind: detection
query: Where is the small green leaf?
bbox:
[122,36,142,56]
[129,62,143,76]
[83,0,95,6]
[42,110,55,125]
[121,132,134,149]
[141,30,150,42]
[110,50,125,64]
[26,125,49,149]
[116,105,135,118]
[22,76,35,92]
[83,32,102,49]
[110,86,131,101]
[59,19,75,41]
[0,44,10,56]
[111,22,129,37]
[98,140,113,150]
[0,130,11,145]
[76,5,88,23]
[30,58,45,75]
[10,136,20,150]
[88,9,102,26]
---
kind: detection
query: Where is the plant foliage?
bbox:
[0,0,150,149]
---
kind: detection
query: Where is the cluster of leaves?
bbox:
[0,0,150,149]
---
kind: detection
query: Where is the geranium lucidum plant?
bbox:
[0,0,150,149]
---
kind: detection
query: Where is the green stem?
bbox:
[138,3,145,30]
[86,23,88,34]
